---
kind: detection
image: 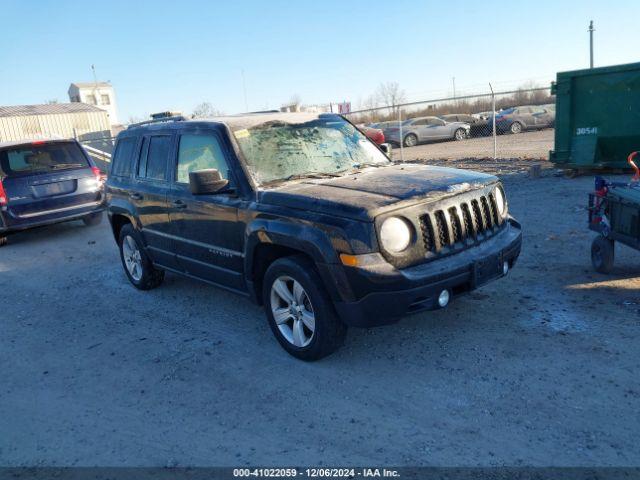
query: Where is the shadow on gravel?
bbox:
[3,220,95,247]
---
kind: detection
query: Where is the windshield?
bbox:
[0,141,89,177]
[233,117,390,185]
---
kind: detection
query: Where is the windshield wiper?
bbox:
[261,171,343,186]
[351,162,387,171]
[50,163,85,170]
[284,171,343,181]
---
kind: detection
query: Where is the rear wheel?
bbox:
[403,133,418,147]
[263,255,347,361]
[591,236,615,273]
[118,224,164,290]
[82,211,103,226]
[454,128,466,141]
[510,121,523,134]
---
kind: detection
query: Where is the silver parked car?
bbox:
[385,116,470,147]
[490,105,555,134]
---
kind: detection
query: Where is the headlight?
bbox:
[494,186,507,217]
[380,217,412,253]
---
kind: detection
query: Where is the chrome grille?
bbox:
[419,192,505,254]
[448,206,462,243]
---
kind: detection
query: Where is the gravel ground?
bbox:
[393,129,554,162]
[1,162,640,467]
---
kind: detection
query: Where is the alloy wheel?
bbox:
[122,235,143,281]
[270,275,315,347]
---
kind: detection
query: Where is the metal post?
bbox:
[398,106,404,162]
[489,82,496,160]
[588,20,595,68]
[452,77,456,101]
[241,69,249,112]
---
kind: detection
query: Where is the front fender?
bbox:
[244,217,355,304]
[244,217,341,270]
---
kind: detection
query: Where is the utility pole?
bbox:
[452,76,456,100]
[241,69,249,112]
[91,64,99,104]
[588,20,595,68]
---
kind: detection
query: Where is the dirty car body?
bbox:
[106,112,521,360]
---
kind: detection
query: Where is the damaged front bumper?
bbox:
[329,218,522,327]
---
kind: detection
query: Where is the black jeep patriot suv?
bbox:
[106,112,521,360]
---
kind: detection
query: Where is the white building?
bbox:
[68,82,119,126]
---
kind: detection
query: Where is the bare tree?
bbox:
[192,102,222,118]
[289,94,302,108]
[376,82,406,116]
[45,99,59,104]
[279,94,302,112]
[127,115,146,125]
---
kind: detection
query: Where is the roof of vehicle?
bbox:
[0,137,75,149]
[0,103,105,118]
[406,116,441,122]
[126,112,344,134]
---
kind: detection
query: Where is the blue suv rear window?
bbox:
[0,141,88,177]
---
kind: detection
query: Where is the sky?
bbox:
[1,0,639,122]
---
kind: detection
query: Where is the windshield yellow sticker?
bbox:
[234,129,250,139]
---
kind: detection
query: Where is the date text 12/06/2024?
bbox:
[232,468,400,478]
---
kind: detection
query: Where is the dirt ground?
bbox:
[1,157,640,467]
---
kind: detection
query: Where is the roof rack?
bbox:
[127,115,185,129]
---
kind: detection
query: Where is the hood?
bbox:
[258,163,497,221]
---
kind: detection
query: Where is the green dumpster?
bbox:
[550,61,640,172]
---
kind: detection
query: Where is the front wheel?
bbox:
[454,128,467,141]
[403,133,418,147]
[591,236,614,273]
[118,224,164,290]
[0,236,7,247]
[263,255,347,361]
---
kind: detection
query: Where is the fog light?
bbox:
[503,261,509,275]
[438,289,450,308]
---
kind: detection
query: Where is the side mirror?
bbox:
[189,169,229,195]
[379,143,392,157]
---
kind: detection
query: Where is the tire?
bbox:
[403,133,418,148]
[118,224,164,290]
[509,122,523,134]
[82,211,104,226]
[591,236,614,274]
[263,255,347,361]
[0,236,7,247]
[454,128,466,141]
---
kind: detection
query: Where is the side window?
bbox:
[176,134,230,184]
[413,119,428,126]
[428,118,445,126]
[138,135,171,181]
[111,137,136,177]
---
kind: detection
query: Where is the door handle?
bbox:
[129,192,143,200]
[172,199,188,209]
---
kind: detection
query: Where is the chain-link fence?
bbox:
[343,86,555,162]
[77,134,115,172]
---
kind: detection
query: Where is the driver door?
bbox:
[427,118,449,139]
[167,128,245,290]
